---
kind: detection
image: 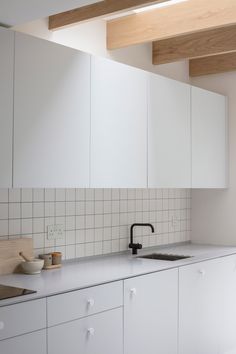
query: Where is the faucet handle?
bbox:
[129,243,142,255]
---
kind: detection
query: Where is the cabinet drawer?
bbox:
[0,329,46,354]
[47,281,123,326]
[48,308,123,354]
[0,299,46,340]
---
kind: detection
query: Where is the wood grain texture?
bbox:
[153,25,236,64]
[107,0,236,49]
[49,0,168,30]
[0,238,33,275]
[190,52,236,76]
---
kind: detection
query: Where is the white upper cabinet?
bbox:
[2,30,227,188]
[91,57,148,188]
[14,33,91,188]
[148,74,191,188]
[191,86,227,188]
[0,27,14,188]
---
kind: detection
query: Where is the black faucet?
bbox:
[129,223,155,255]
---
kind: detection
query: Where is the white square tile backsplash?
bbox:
[0,188,191,260]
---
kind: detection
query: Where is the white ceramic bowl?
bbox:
[21,259,44,275]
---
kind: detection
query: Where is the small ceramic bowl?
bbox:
[21,259,44,275]
[39,253,52,268]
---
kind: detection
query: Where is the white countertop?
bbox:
[1,242,236,307]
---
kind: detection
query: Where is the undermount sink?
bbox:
[139,253,191,261]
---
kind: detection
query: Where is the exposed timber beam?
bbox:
[107,0,236,50]
[49,0,169,30]
[153,25,236,65]
[190,52,236,77]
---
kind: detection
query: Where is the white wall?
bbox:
[0,0,102,27]
[13,18,189,83]
[191,72,236,245]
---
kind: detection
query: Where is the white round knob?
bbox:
[87,327,95,336]
[87,298,95,307]
[130,288,137,296]
[199,269,206,276]
[0,321,4,330]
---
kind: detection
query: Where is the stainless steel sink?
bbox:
[138,253,191,261]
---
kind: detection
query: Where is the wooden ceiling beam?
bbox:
[107,0,236,50]
[153,25,236,65]
[49,0,169,30]
[190,52,236,77]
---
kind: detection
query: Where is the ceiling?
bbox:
[0,0,102,27]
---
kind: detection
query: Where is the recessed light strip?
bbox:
[134,0,188,13]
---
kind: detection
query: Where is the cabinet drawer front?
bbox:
[48,308,123,354]
[47,281,123,326]
[0,299,46,340]
[0,329,46,354]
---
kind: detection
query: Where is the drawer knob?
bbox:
[199,269,206,276]
[130,288,137,296]
[0,321,4,330]
[87,298,95,307]
[87,327,95,336]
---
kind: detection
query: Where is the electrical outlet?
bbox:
[47,224,64,240]
[172,216,179,228]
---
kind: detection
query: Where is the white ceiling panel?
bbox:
[0,0,102,27]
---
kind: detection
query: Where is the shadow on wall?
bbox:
[13,17,190,84]
[191,71,236,246]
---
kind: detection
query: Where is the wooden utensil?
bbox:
[19,252,32,262]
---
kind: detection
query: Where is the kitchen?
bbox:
[0,0,235,353]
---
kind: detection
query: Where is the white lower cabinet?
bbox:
[1,255,236,354]
[48,307,123,354]
[124,269,178,354]
[0,298,46,340]
[47,281,123,326]
[179,258,223,354]
[179,256,236,354]
[220,255,236,354]
[0,329,46,354]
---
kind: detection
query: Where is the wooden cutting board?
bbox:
[0,238,33,275]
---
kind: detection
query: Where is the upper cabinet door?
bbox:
[192,87,227,188]
[148,74,191,188]
[91,57,148,188]
[0,27,14,188]
[14,33,91,188]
